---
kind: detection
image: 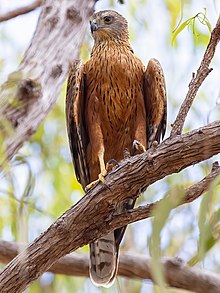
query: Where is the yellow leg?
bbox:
[86,147,107,191]
[98,148,107,184]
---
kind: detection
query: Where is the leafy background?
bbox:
[0,0,220,292]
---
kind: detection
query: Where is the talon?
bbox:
[85,168,108,191]
[85,179,99,191]
[98,172,106,184]
[132,140,146,154]
[151,140,158,149]
[106,159,119,172]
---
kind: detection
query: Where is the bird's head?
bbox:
[90,10,129,43]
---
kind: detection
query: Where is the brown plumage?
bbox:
[66,10,167,287]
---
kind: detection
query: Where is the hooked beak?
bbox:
[90,20,99,33]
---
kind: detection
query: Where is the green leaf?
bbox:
[149,187,185,290]
[172,9,212,45]
[172,19,189,44]
[188,174,220,266]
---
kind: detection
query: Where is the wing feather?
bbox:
[144,58,167,146]
[66,61,89,189]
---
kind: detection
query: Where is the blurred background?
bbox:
[0,0,220,292]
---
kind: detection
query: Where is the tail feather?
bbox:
[89,199,136,287]
[89,232,118,287]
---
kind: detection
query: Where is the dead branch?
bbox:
[0,121,220,292]
[0,0,95,164]
[1,240,220,293]
[171,17,220,136]
[0,0,42,22]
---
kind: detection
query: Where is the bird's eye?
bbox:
[104,16,112,23]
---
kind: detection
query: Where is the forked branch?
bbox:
[0,121,220,293]
[109,161,220,228]
[0,2,220,293]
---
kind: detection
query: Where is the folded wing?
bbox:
[144,58,167,146]
[66,61,89,189]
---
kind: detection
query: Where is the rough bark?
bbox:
[109,160,220,227]
[1,240,220,293]
[0,121,220,292]
[0,0,95,164]
[0,1,220,292]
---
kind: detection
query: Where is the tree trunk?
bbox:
[0,0,95,163]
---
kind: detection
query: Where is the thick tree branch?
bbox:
[0,1,42,22]
[0,3,220,292]
[109,161,220,228]
[0,121,220,292]
[1,240,220,293]
[0,0,95,164]
[171,17,220,136]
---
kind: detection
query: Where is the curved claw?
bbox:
[85,178,99,191]
[85,158,119,192]
[85,169,108,192]
[98,171,107,184]
[132,140,146,154]
[106,159,119,172]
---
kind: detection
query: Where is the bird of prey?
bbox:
[66,10,167,287]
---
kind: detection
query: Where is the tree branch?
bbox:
[1,240,220,293]
[0,0,96,164]
[1,2,220,292]
[0,121,220,292]
[0,1,42,23]
[171,17,220,136]
[109,161,220,228]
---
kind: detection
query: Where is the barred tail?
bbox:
[89,232,118,287]
[89,199,135,287]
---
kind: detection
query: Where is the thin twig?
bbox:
[0,0,42,23]
[171,17,220,136]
